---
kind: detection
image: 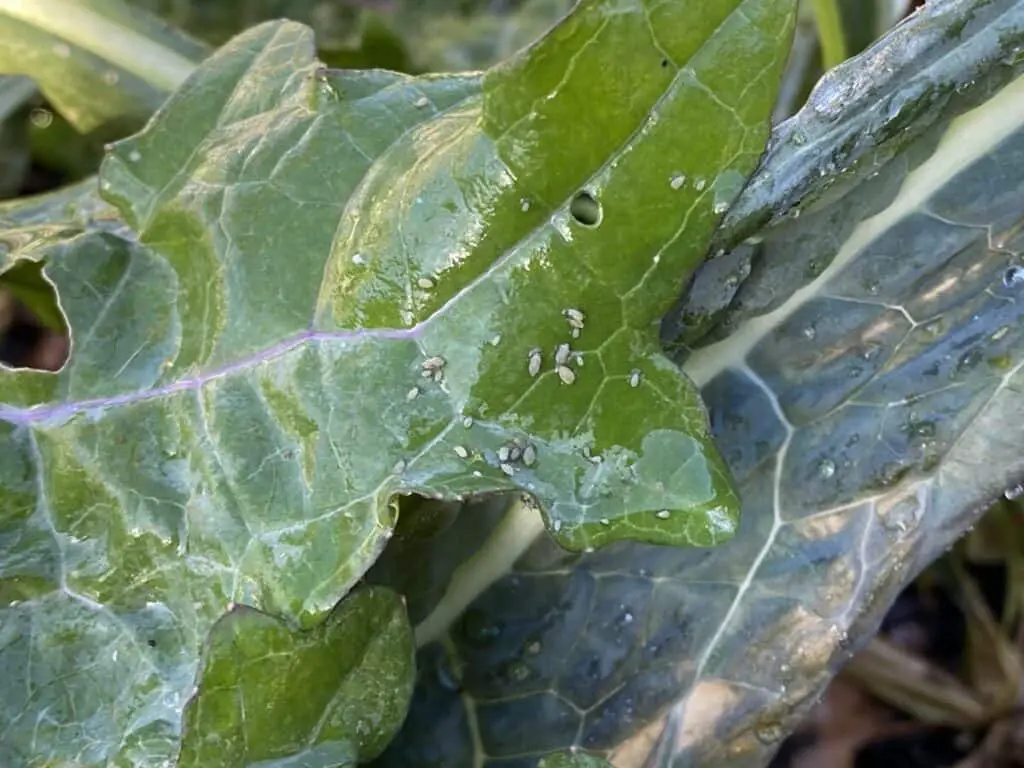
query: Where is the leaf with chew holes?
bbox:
[0,0,795,763]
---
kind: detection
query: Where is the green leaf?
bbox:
[0,0,796,764]
[179,585,414,768]
[0,0,205,132]
[0,76,34,199]
[375,1,1024,765]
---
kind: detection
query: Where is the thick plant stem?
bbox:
[811,0,848,70]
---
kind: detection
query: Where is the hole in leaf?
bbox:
[1003,265,1024,288]
[0,260,69,371]
[661,58,669,68]
[569,191,602,227]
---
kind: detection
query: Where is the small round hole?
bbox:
[570,191,602,227]
[661,58,669,68]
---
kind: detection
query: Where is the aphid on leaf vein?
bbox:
[500,462,516,477]
[527,348,543,377]
[522,444,537,466]
[554,343,571,366]
[557,365,576,385]
[629,369,642,388]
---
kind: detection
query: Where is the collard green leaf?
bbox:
[538,752,613,768]
[179,585,413,767]
[0,0,205,132]
[375,1,1024,766]
[0,0,795,764]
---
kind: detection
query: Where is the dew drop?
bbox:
[29,108,53,129]
[818,458,836,479]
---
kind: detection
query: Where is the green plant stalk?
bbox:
[810,0,848,69]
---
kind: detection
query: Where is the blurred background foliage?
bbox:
[2,1,1022,766]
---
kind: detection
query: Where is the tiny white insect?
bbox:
[500,463,516,477]
[600,518,610,525]
[414,95,430,108]
[462,416,474,429]
[520,198,531,212]
[490,334,503,346]
[574,354,584,366]
[563,308,585,329]
[528,348,543,377]
[656,509,671,519]
[670,173,686,190]
[417,276,434,289]
[406,386,420,401]
[497,446,511,462]
[554,343,571,366]
[393,460,407,474]
[352,253,366,265]
[522,444,537,466]
[508,444,523,462]
[454,445,469,459]
[629,369,642,388]
[571,327,581,340]
[557,365,576,385]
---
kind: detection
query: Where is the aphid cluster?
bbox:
[421,355,445,382]
[526,308,588,384]
[496,437,537,476]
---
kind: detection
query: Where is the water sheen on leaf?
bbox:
[0,0,795,763]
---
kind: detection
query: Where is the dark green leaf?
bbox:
[538,752,613,768]
[378,1,1024,765]
[179,585,414,767]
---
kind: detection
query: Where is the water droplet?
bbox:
[29,108,53,128]
[656,510,671,519]
[670,173,686,190]
[127,149,142,163]
[818,458,836,479]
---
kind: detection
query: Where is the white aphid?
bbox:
[554,343,571,366]
[557,365,576,385]
[563,308,585,329]
[508,444,523,462]
[490,334,502,346]
[406,386,420,401]
[500,463,516,477]
[574,354,584,366]
[497,446,511,462]
[571,328,581,340]
[392,460,407,474]
[522,444,537,466]
[417,276,434,290]
[414,95,430,108]
[656,510,671,519]
[528,348,543,377]
[454,445,469,459]
[462,416,474,429]
[670,173,686,190]
[629,369,642,388]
